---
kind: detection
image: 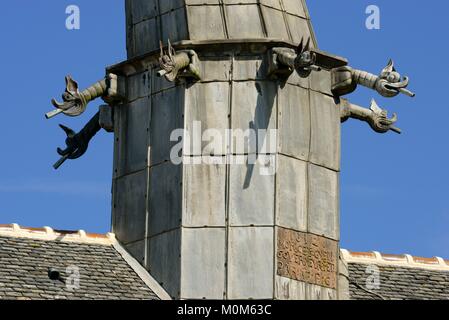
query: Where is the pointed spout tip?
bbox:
[398,87,415,98]
[157,70,167,77]
[45,109,64,120]
[391,126,402,134]
[53,154,69,170]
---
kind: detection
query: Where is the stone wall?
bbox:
[125,0,316,58]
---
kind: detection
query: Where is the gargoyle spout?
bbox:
[340,99,401,134]
[157,40,201,82]
[332,59,415,98]
[46,74,119,119]
[268,37,347,80]
[53,112,102,170]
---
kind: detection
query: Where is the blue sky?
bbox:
[0,1,448,258]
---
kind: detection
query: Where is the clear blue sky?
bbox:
[0,1,448,258]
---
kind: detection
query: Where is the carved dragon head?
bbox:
[369,99,400,134]
[158,40,179,82]
[51,75,87,117]
[294,37,318,78]
[158,40,201,82]
[376,60,415,98]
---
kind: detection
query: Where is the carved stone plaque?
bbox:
[277,228,338,289]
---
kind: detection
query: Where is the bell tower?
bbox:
[109,0,341,300]
[48,0,413,300]
[46,0,414,300]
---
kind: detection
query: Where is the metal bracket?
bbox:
[99,105,114,133]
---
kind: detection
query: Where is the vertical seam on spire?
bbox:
[219,0,230,39]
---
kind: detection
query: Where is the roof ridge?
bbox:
[0,223,171,300]
[112,241,172,300]
[0,223,115,246]
[341,249,449,271]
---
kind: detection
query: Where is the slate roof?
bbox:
[0,224,162,300]
[2,224,449,300]
[343,250,449,300]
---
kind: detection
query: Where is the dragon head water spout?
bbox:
[157,40,201,82]
[376,60,415,98]
[331,59,415,98]
[49,76,88,118]
[47,75,114,119]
